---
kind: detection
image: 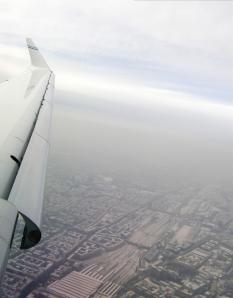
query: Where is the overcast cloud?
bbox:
[0,0,232,115]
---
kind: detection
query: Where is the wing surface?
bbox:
[0,39,54,278]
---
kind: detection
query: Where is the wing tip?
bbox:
[26,38,50,69]
[26,37,38,51]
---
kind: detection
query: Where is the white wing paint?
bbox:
[0,39,54,278]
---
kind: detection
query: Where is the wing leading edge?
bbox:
[0,39,54,278]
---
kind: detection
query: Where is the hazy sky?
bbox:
[0,1,232,187]
[0,1,232,107]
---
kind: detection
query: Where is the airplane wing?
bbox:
[0,39,54,278]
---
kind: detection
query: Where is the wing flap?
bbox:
[8,72,54,248]
[9,134,49,248]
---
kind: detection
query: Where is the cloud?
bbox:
[56,66,233,122]
[0,1,232,105]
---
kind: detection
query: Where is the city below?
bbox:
[1,167,233,298]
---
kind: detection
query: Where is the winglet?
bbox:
[26,38,50,69]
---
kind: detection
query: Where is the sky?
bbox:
[0,0,232,108]
[0,1,232,187]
